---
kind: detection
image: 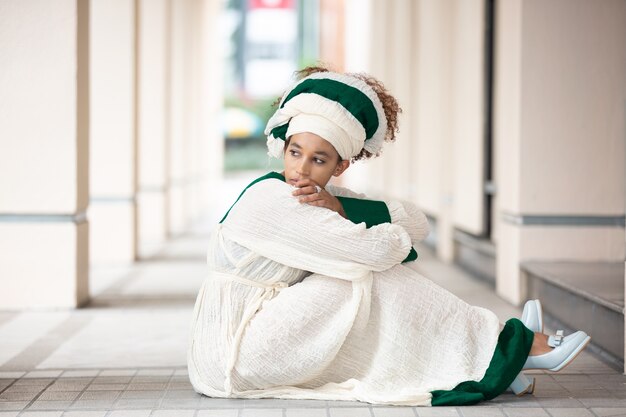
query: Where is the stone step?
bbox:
[453,229,496,287]
[522,261,624,369]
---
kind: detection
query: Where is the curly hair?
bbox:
[272,64,402,163]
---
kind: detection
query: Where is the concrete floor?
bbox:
[1,172,625,416]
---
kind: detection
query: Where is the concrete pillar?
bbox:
[137,0,222,242]
[412,0,457,262]
[343,0,418,201]
[450,0,487,237]
[198,0,224,227]
[337,0,374,194]
[385,0,415,201]
[494,0,626,304]
[319,0,345,72]
[0,0,90,308]
[343,0,491,264]
[137,0,170,256]
[340,0,410,200]
[196,0,224,232]
[361,0,390,198]
[168,0,191,236]
[168,0,214,235]
[358,0,419,203]
[89,0,138,264]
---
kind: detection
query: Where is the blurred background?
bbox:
[0,0,625,372]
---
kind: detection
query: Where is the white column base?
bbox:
[89,202,136,264]
[0,221,89,309]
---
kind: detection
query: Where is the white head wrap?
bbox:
[264,71,388,160]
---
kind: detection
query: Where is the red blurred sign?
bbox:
[249,0,294,9]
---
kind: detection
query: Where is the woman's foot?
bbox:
[524,330,591,372]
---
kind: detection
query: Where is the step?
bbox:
[522,261,624,368]
[453,229,496,287]
[421,216,497,287]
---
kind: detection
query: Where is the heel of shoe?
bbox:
[509,373,535,396]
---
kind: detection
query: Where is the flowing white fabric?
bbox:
[187,178,501,406]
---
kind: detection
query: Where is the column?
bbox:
[0,0,90,308]
[168,0,212,235]
[385,0,416,201]
[137,0,170,256]
[199,0,225,225]
[168,0,191,235]
[413,0,456,261]
[89,0,138,264]
[359,0,389,197]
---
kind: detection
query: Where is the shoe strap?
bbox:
[547,330,564,348]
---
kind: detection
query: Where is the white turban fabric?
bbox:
[264,72,388,160]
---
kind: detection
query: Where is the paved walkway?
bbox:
[0,173,624,416]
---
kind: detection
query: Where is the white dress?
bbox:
[187,176,501,406]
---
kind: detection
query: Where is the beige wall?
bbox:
[494,0,626,303]
[519,1,624,216]
[342,0,625,307]
[343,0,486,261]
[0,0,90,308]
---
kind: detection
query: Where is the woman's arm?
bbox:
[325,184,431,244]
[221,179,412,281]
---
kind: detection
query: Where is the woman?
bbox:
[187,67,590,406]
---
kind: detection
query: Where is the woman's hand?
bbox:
[291,179,347,218]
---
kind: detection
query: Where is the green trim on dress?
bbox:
[337,196,418,263]
[219,171,286,224]
[430,318,534,406]
[336,196,391,228]
[219,172,418,263]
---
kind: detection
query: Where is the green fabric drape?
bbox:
[337,196,417,263]
[430,318,534,406]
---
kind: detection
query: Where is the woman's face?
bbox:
[283,132,349,188]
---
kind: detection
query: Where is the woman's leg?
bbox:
[529,332,552,356]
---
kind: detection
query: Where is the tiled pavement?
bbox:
[1,173,625,416]
[1,368,626,416]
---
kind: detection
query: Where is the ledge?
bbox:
[522,261,624,314]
